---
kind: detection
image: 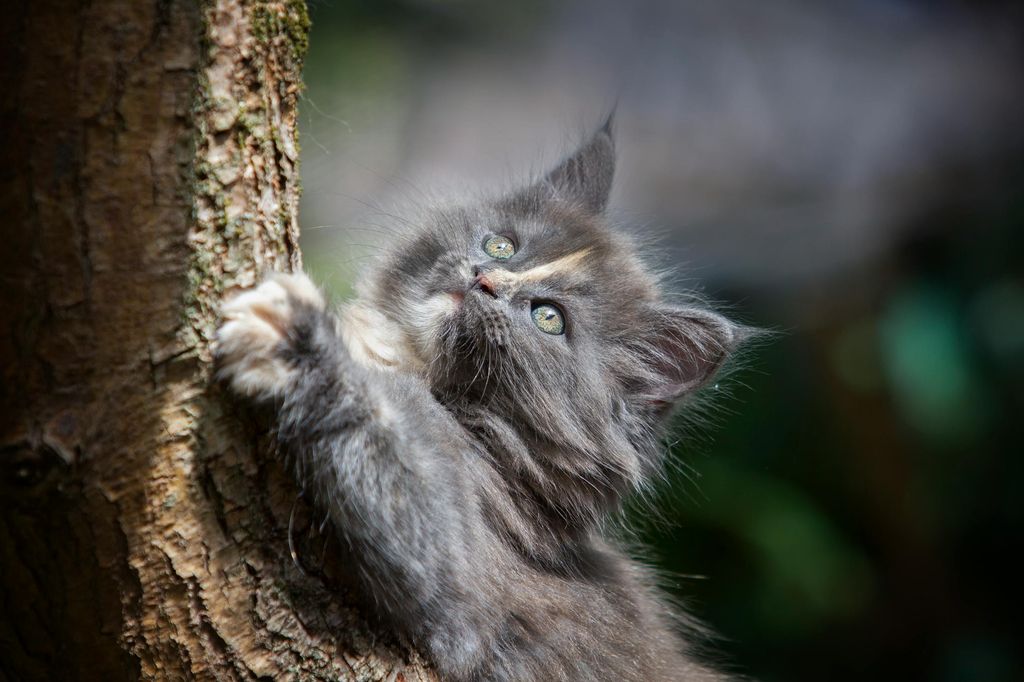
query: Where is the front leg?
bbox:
[215,273,494,677]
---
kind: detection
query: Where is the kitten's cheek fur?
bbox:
[214,273,325,399]
[408,293,460,352]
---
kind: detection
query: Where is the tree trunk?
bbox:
[0,1,434,679]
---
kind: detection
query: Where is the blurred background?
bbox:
[297,1,1024,679]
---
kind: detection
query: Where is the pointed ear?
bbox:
[538,117,616,214]
[638,306,742,411]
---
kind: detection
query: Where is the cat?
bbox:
[215,118,748,681]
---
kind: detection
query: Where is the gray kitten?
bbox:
[215,121,746,681]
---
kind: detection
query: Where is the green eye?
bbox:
[531,303,565,335]
[483,235,515,260]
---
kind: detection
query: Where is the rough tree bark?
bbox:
[0,1,434,679]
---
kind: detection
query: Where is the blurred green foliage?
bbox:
[649,193,1024,680]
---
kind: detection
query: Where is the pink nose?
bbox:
[472,273,497,297]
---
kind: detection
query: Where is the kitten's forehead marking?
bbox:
[488,248,593,289]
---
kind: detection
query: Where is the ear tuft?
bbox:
[542,119,616,214]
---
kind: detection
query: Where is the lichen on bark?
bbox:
[187,0,307,354]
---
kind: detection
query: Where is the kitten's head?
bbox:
[346,119,745,511]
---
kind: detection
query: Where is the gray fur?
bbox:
[216,124,746,681]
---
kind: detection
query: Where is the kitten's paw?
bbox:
[214,273,326,399]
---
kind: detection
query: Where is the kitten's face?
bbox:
[351,123,738,460]
[376,200,653,432]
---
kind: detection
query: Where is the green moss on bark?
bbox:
[183,0,309,353]
[251,0,311,64]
